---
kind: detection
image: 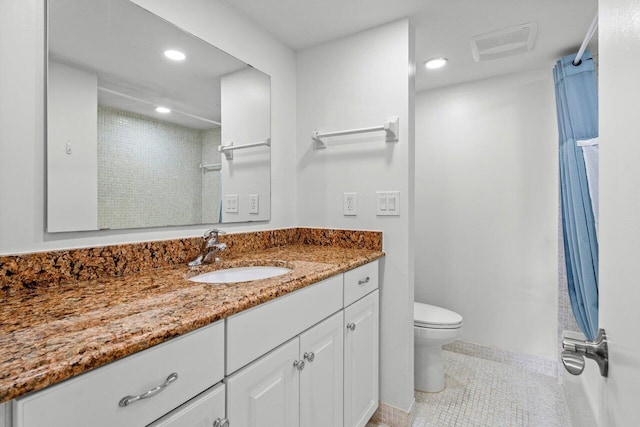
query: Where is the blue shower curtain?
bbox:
[553,50,599,340]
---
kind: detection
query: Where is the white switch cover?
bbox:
[378,194,388,212]
[376,191,400,216]
[225,195,239,213]
[343,192,357,216]
[249,194,259,214]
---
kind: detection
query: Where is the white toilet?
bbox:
[414,302,463,392]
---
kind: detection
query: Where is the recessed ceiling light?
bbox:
[424,57,448,70]
[155,106,171,113]
[164,50,186,61]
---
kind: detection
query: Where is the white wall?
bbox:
[296,20,415,412]
[47,61,98,232]
[415,69,559,360]
[221,68,271,223]
[594,0,640,424]
[0,0,296,255]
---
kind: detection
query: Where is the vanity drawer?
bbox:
[147,382,226,427]
[226,274,343,374]
[14,322,224,427]
[344,261,379,307]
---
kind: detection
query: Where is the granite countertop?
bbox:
[0,244,384,402]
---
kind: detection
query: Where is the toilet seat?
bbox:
[414,302,463,329]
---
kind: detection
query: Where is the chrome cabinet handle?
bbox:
[347,323,356,331]
[304,352,315,362]
[357,277,370,285]
[213,418,230,427]
[118,372,178,407]
[293,360,305,371]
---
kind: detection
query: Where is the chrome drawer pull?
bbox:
[118,372,178,407]
[304,352,315,362]
[293,360,305,371]
[214,418,230,427]
[347,323,356,331]
[357,277,370,285]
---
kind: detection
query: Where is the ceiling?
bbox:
[48,0,598,121]
[228,0,598,92]
[49,0,252,129]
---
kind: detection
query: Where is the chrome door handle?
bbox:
[561,351,585,375]
[304,352,315,362]
[347,323,356,331]
[119,372,178,407]
[357,277,370,285]
[293,360,305,371]
[213,418,230,427]
[561,329,608,377]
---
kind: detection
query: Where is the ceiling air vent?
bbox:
[470,23,538,62]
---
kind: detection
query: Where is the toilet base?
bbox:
[414,343,445,393]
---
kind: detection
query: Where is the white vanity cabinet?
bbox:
[147,383,226,427]
[225,275,343,375]
[344,290,379,427]
[13,322,225,427]
[226,311,345,427]
[225,261,379,427]
[226,339,300,427]
[300,311,344,427]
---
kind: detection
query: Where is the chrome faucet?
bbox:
[188,229,227,267]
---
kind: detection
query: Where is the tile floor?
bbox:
[370,350,572,427]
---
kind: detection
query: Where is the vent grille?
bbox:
[470,23,538,62]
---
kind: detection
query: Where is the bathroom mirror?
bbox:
[46,0,271,232]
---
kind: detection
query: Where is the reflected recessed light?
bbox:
[164,50,186,61]
[425,57,448,70]
[155,106,171,113]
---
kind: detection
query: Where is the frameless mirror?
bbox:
[46,0,271,232]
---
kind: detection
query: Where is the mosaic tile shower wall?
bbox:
[97,106,221,229]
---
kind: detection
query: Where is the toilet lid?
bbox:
[414,302,463,329]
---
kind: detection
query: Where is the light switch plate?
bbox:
[376,191,400,216]
[343,192,357,216]
[249,194,259,214]
[225,195,239,213]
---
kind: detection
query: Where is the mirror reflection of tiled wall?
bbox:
[97,106,221,229]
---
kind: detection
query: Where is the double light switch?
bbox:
[376,191,400,216]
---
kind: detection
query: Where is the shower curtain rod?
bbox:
[573,15,598,66]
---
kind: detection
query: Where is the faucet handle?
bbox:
[204,228,226,239]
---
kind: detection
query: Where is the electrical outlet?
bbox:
[343,192,357,216]
[224,195,239,213]
[376,191,400,216]
[249,194,259,214]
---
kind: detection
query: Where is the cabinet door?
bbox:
[300,311,344,427]
[226,338,300,427]
[344,290,379,427]
[147,383,226,427]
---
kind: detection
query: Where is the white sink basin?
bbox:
[189,266,292,284]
